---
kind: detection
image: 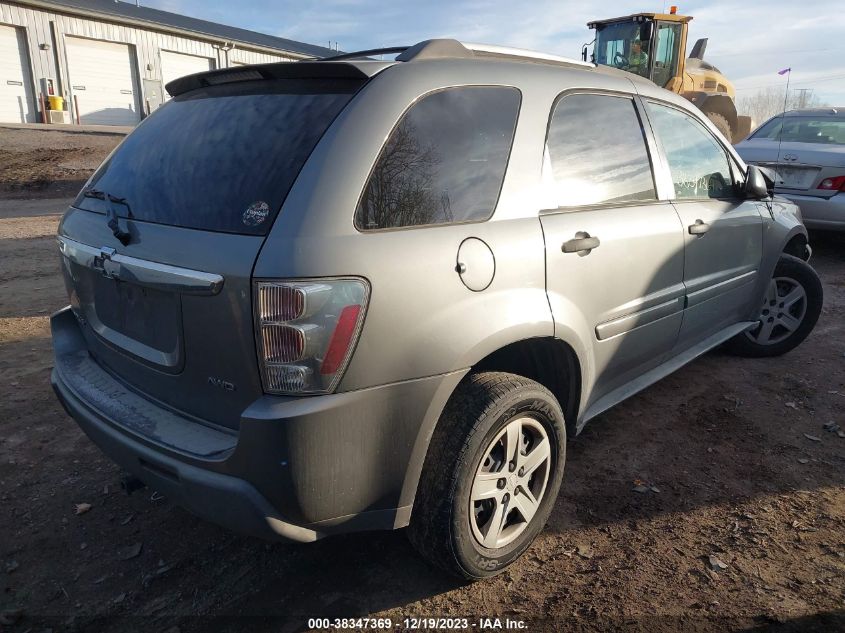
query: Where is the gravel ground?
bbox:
[0,130,843,633]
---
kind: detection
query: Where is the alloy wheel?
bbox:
[745,276,807,346]
[469,416,551,549]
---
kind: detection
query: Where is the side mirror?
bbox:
[757,165,776,192]
[640,21,653,42]
[745,165,771,199]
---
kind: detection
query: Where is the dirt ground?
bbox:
[0,129,844,633]
[0,125,123,200]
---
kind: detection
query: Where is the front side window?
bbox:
[544,93,656,207]
[647,102,735,200]
[355,86,520,230]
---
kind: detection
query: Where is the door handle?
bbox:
[562,232,600,254]
[688,219,710,235]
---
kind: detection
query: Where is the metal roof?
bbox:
[18,0,336,58]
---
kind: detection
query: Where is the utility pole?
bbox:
[793,88,813,109]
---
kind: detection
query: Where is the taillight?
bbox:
[818,175,845,191]
[254,279,369,395]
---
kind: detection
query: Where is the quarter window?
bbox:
[544,93,656,207]
[646,102,735,199]
[355,86,520,230]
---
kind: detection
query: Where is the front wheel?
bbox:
[408,372,566,579]
[725,254,823,357]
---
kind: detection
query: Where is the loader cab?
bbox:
[587,13,690,92]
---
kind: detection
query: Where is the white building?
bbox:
[0,0,335,126]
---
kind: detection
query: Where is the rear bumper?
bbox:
[779,191,845,231]
[51,307,463,542]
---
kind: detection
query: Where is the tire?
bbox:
[705,111,733,141]
[725,254,823,357]
[407,372,566,579]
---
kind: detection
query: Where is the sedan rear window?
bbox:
[752,116,845,145]
[74,78,362,235]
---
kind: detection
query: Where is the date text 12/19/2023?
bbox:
[307,617,529,630]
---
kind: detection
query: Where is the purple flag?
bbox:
[778,68,791,75]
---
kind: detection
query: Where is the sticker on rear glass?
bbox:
[243,201,269,227]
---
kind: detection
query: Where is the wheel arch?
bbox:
[783,232,811,261]
[745,218,809,322]
[471,337,582,435]
[397,335,584,520]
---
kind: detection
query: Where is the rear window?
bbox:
[752,116,845,145]
[74,78,362,234]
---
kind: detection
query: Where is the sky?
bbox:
[145,0,845,105]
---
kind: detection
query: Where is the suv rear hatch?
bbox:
[58,69,366,430]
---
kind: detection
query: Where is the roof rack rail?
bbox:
[461,41,593,67]
[320,46,409,61]
[315,39,594,68]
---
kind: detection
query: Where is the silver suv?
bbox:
[51,39,823,579]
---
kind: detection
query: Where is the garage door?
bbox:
[66,37,140,126]
[161,50,214,100]
[0,24,36,123]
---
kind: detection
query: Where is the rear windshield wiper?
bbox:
[83,188,133,246]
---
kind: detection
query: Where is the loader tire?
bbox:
[705,112,732,141]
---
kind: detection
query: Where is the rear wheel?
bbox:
[705,111,732,140]
[408,372,566,579]
[726,254,823,357]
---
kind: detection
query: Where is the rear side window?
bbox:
[355,86,520,231]
[544,93,656,207]
[74,79,362,235]
[752,115,845,145]
[646,101,735,200]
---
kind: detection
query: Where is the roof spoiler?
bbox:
[165,61,374,98]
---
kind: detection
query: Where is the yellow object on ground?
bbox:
[47,95,64,111]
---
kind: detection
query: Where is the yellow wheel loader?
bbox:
[585,10,752,142]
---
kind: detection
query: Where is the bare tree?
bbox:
[737,87,828,129]
[357,120,442,230]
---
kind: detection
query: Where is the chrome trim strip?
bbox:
[686,270,757,308]
[599,281,686,325]
[58,236,224,296]
[595,297,684,341]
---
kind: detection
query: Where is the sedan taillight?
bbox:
[254,279,369,395]
[818,175,845,192]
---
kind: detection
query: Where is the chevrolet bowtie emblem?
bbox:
[92,246,119,279]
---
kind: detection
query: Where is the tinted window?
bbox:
[544,94,656,207]
[355,86,520,230]
[647,102,735,199]
[752,115,845,145]
[74,79,361,235]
